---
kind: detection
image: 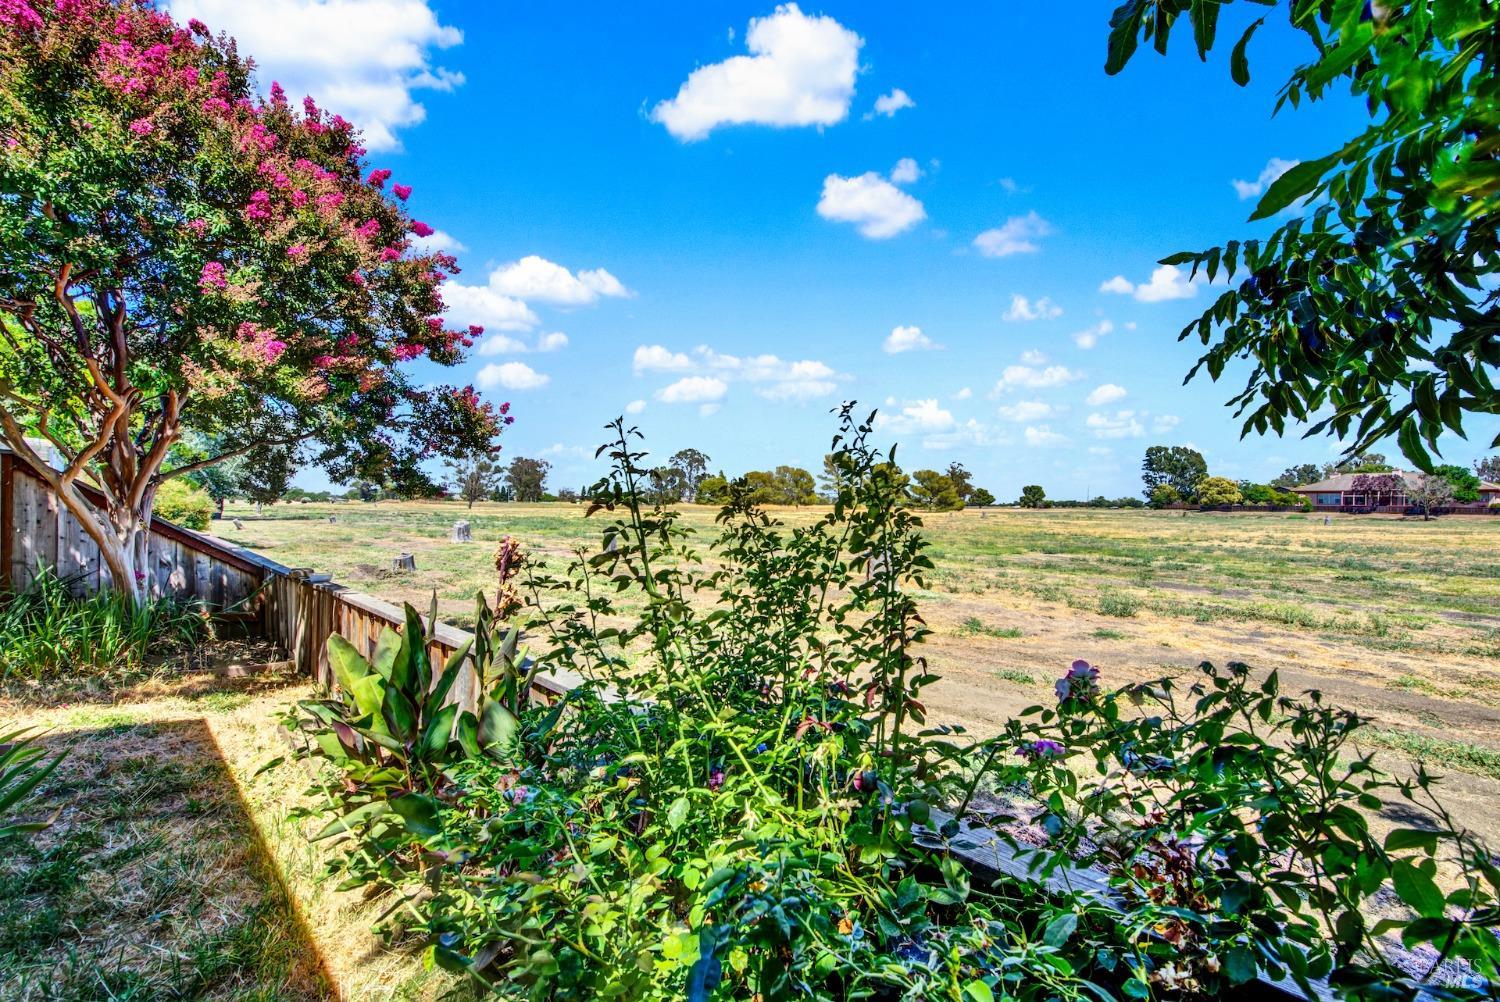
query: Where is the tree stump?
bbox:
[451,520,472,543]
[328,515,338,524]
[391,553,416,573]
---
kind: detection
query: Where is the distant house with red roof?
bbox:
[1288,471,1500,511]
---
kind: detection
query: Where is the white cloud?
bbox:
[442,283,540,332]
[633,345,693,373]
[476,361,549,391]
[478,331,568,355]
[1087,409,1145,439]
[875,399,954,434]
[994,363,1082,392]
[650,3,861,141]
[817,170,926,239]
[953,386,972,400]
[412,229,466,254]
[625,399,647,415]
[921,418,1003,450]
[1153,414,1182,432]
[1004,294,1063,322]
[699,403,721,417]
[477,334,527,355]
[973,211,1052,258]
[998,400,1056,423]
[168,0,463,152]
[888,157,922,184]
[488,255,631,305]
[883,325,935,354]
[1024,425,1068,447]
[1018,349,1048,366]
[1232,157,1299,200]
[1099,264,1198,303]
[868,87,914,119]
[658,376,728,404]
[1085,383,1127,406]
[1072,319,1114,349]
[640,345,844,402]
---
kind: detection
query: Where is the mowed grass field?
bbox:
[212,500,1500,800]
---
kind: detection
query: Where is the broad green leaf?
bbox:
[1250,152,1339,221]
[313,800,391,840]
[667,796,690,830]
[371,626,404,684]
[1230,17,1263,86]
[1384,828,1440,854]
[479,701,520,761]
[327,634,371,696]
[1224,944,1257,984]
[421,703,458,761]
[391,792,442,840]
[1042,911,1078,948]
[1392,859,1446,919]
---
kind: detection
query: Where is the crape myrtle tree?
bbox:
[0,1,507,603]
[1105,1,1499,469]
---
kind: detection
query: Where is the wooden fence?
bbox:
[0,446,579,711]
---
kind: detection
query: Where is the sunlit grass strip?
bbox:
[1361,728,1500,781]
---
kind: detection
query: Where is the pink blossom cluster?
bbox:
[1055,659,1100,703]
[198,261,227,290]
[236,322,287,364]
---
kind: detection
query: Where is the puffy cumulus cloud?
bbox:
[888,157,923,184]
[476,361,549,391]
[441,283,540,332]
[633,345,694,373]
[1085,383,1128,406]
[1004,294,1063,322]
[997,400,1056,423]
[650,3,861,141]
[817,168,926,239]
[972,211,1052,258]
[477,331,568,355]
[412,229,466,255]
[168,0,463,152]
[993,363,1083,393]
[1098,265,1198,303]
[1023,425,1068,447]
[1072,319,1114,349]
[920,419,1004,450]
[1086,409,1146,439]
[487,255,631,306]
[867,87,915,119]
[883,325,935,354]
[638,345,844,402]
[658,376,728,404]
[1232,157,1299,200]
[625,399,647,415]
[953,387,973,400]
[874,399,954,435]
[1153,414,1182,432]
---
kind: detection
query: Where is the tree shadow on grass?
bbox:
[0,713,334,1001]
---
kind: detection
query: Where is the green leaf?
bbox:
[1250,152,1339,221]
[371,626,406,686]
[1392,859,1446,919]
[404,603,432,695]
[454,711,481,760]
[479,700,520,761]
[963,979,995,1002]
[313,800,392,840]
[327,634,371,696]
[1385,828,1440,854]
[667,796,690,830]
[1224,944,1257,984]
[1042,911,1078,948]
[425,641,471,719]
[1230,17,1263,86]
[421,703,458,761]
[391,792,442,840]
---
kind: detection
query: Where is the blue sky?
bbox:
[171,1,1498,498]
